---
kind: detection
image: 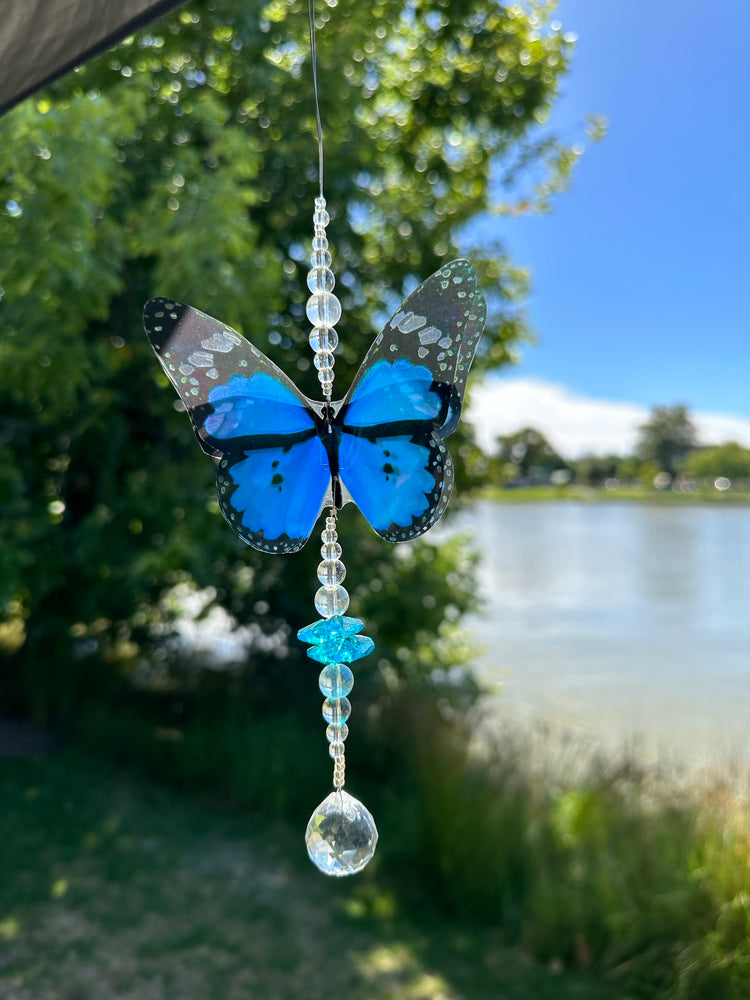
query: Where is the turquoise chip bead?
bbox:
[319,663,354,698]
[297,615,364,644]
[306,634,375,665]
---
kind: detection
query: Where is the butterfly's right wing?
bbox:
[335,260,486,542]
[144,298,331,553]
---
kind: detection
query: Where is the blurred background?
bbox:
[1,1,748,998]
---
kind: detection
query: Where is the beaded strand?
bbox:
[305,196,341,400]
[297,197,378,875]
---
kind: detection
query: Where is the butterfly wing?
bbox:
[337,259,486,542]
[144,298,331,552]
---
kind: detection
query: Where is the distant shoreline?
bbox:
[477,484,750,505]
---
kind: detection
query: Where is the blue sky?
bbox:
[468,0,750,455]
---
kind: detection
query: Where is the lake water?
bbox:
[454,500,750,768]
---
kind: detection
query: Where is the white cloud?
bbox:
[468,377,750,458]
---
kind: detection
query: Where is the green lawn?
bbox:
[0,752,627,1000]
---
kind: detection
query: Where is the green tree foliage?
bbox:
[494,426,568,481]
[636,405,698,476]
[571,453,621,486]
[0,0,582,719]
[686,442,750,482]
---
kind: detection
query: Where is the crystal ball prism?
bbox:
[305,790,378,877]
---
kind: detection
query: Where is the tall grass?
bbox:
[377,699,749,998]
[70,690,749,998]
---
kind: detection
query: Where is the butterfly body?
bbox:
[144,259,486,553]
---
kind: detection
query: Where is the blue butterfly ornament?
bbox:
[143,259,486,553]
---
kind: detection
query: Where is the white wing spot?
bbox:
[188,350,214,367]
[418,326,442,345]
[206,368,219,379]
[418,347,429,359]
[179,363,195,375]
[395,311,427,333]
[201,330,243,352]
[438,336,452,349]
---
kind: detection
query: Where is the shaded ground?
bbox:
[0,751,625,1000]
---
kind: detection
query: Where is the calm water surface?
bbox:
[455,501,750,766]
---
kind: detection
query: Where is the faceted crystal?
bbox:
[307,634,375,665]
[297,614,364,644]
[322,696,351,724]
[305,790,378,877]
[318,662,354,698]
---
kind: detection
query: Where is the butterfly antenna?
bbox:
[307,0,325,199]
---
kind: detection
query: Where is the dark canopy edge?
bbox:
[0,0,188,117]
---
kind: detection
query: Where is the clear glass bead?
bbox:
[326,722,349,743]
[311,249,332,268]
[320,380,334,397]
[307,266,335,293]
[312,235,329,252]
[317,559,346,586]
[314,195,326,210]
[328,741,345,759]
[318,662,354,698]
[322,696,351,724]
[313,209,330,227]
[309,326,338,352]
[305,790,378,877]
[314,584,349,617]
[314,350,335,371]
[321,541,342,560]
[306,291,342,327]
[317,366,335,383]
[321,528,338,545]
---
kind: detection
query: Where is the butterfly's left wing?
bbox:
[144,298,331,553]
[336,259,486,542]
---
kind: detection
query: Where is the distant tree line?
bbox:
[487,405,750,490]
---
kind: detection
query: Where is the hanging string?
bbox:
[307,0,325,198]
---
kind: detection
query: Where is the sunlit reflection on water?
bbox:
[454,500,750,768]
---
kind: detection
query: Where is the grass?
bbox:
[479,484,750,504]
[0,750,625,1000]
[18,688,748,999]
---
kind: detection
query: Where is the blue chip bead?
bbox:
[297,615,365,644]
[319,663,354,699]
[306,634,375,665]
